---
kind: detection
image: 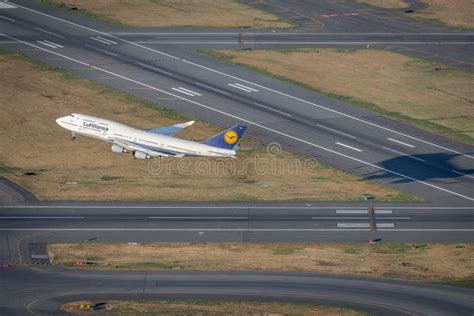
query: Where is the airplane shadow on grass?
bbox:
[362,153,474,184]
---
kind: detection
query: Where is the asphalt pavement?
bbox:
[0,0,473,204]
[1,266,473,316]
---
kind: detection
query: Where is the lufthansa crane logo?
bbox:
[224,130,238,145]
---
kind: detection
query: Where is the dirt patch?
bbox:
[61,300,364,315]
[0,51,411,201]
[49,242,474,282]
[209,48,474,144]
[42,0,293,28]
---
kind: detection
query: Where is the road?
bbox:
[0,0,473,205]
[0,266,471,316]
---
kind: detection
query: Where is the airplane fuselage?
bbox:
[56,114,238,158]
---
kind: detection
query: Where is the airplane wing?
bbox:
[112,139,174,157]
[144,120,195,136]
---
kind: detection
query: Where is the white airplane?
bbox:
[56,113,247,159]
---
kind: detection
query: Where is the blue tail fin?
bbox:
[202,124,247,150]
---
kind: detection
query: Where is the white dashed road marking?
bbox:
[335,142,363,152]
[388,138,415,148]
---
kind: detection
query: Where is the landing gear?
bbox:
[71,132,76,141]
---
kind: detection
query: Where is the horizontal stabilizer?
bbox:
[145,120,195,136]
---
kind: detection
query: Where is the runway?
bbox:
[0,266,472,316]
[0,0,473,205]
[0,1,473,314]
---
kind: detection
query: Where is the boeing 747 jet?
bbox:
[56,114,247,159]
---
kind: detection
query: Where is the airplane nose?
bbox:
[56,117,66,127]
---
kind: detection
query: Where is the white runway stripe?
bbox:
[335,142,362,152]
[451,170,474,179]
[90,36,112,44]
[233,83,258,92]
[43,40,63,48]
[382,146,424,162]
[171,87,197,96]
[149,216,248,219]
[254,102,292,117]
[0,2,16,9]
[336,210,393,214]
[0,15,14,21]
[36,40,60,48]
[227,83,253,92]
[34,27,64,38]
[96,36,117,44]
[176,87,202,96]
[337,223,395,228]
[388,138,415,148]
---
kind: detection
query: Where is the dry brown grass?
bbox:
[355,0,410,9]
[215,48,474,143]
[61,300,364,315]
[49,242,474,282]
[414,0,474,29]
[356,0,474,28]
[45,0,292,28]
[0,51,410,201]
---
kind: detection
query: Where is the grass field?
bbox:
[48,242,474,283]
[41,0,293,28]
[356,0,410,9]
[356,0,474,29]
[61,300,366,315]
[0,50,412,201]
[204,48,474,144]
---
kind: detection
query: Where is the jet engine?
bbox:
[133,151,152,159]
[111,144,128,153]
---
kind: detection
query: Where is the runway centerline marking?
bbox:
[149,216,248,219]
[338,223,395,228]
[137,62,174,76]
[171,87,198,96]
[1,33,473,201]
[451,170,474,179]
[316,124,357,139]
[382,146,424,162]
[36,40,61,49]
[0,15,15,21]
[254,102,292,117]
[9,1,474,160]
[176,87,202,96]
[33,27,64,38]
[388,138,415,148]
[335,142,363,152]
[0,216,84,219]
[194,82,230,96]
[336,210,392,214]
[227,83,253,92]
[312,217,410,220]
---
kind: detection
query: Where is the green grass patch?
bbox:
[370,243,414,254]
[343,246,363,255]
[272,247,303,255]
